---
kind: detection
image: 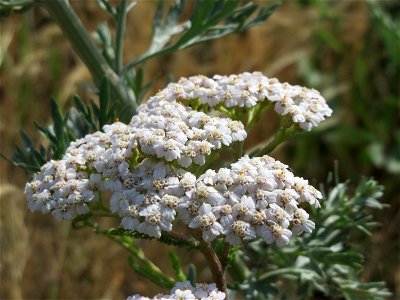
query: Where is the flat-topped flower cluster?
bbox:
[127,281,225,300]
[25,72,328,247]
[149,72,332,131]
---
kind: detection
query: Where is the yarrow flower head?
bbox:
[177,155,322,246]
[149,72,332,131]
[127,281,226,300]
[25,72,329,247]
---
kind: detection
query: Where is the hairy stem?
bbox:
[162,231,199,248]
[195,232,227,295]
[35,0,137,116]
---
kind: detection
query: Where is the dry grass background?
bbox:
[0,1,398,299]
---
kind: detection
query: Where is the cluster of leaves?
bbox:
[94,0,278,72]
[1,77,117,173]
[1,1,394,299]
[227,177,391,300]
[1,0,278,174]
[284,2,398,293]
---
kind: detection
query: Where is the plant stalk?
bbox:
[196,234,227,295]
[35,0,137,115]
[220,242,231,269]
[115,0,127,74]
[253,125,298,157]
[82,219,175,288]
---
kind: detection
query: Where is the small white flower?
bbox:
[232,195,255,220]
[265,203,291,228]
[260,222,292,247]
[177,145,196,168]
[292,208,315,235]
[254,189,277,209]
[194,184,224,205]
[189,203,224,242]
[204,290,226,300]
[227,121,247,141]
[275,189,299,214]
[225,220,256,245]
[214,168,233,191]
[173,289,196,300]
[154,139,182,161]
[138,204,175,238]
[121,205,140,231]
[171,281,194,294]
[213,204,234,230]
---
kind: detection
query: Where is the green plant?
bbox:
[0,1,393,299]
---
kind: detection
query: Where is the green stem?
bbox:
[246,102,272,130]
[220,242,231,269]
[35,0,137,115]
[1,0,33,8]
[161,231,199,249]
[257,129,287,156]
[252,125,298,157]
[115,0,127,74]
[88,220,175,288]
[235,141,244,160]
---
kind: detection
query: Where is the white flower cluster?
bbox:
[127,281,225,300]
[148,72,332,131]
[25,99,246,229]
[132,100,246,167]
[24,131,113,220]
[177,155,321,246]
[25,72,325,246]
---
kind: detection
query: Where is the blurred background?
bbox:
[1,0,399,299]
